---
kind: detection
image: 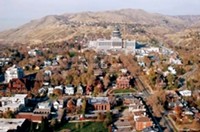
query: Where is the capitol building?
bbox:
[89,26,136,52]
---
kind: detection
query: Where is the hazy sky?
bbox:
[0,0,200,31]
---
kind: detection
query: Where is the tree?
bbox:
[166,74,176,89]
[3,108,14,118]
[29,121,35,132]
[104,111,112,127]
[50,118,58,130]
[35,71,44,81]
[81,98,87,116]
[191,120,200,130]
[103,74,110,88]
[93,86,100,96]
[39,117,50,132]
[65,75,73,84]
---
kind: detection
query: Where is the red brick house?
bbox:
[16,112,49,123]
[7,78,28,94]
[135,117,153,131]
[93,103,110,111]
[116,76,131,89]
[89,97,110,111]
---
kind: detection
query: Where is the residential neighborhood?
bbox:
[0,25,199,132]
[0,1,200,132]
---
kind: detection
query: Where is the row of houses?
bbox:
[125,96,154,131]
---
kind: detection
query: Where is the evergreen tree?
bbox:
[39,117,51,132]
[104,111,112,127]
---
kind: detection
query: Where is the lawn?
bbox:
[112,88,136,94]
[56,121,108,132]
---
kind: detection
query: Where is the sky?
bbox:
[0,0,200,31]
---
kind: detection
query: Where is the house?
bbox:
[0,118,28,132]
[0,57,11,66]
[76,85,84,95]
[7,78,29,94]
[56,55,63,61]
[88,97,110,112]
[16,112,50,123]
[114,119,132,132]
[47,86,54,95]
[128,100,146,112]
[4,65,24,83]
[53,100,64,110]
[116,76,131,89]
[38,87,48,96]
[168,66,176,75]
[34,101,51,114]
[120,68,128,74]
[28,48,42,57]
[65,85,74,95]
[43,60,52,67]
[44,70,52,76]
[0,94,27,112]
[76,98,82,107]
[133,111,147,121]
[94,69,103,76]
[52,60,59,66]
[135,117,153,131]
[179,90,192,97]
[169,56,182,65]
[100,60,108,69]
[55,85,63,91]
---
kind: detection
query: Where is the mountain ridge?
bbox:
[0,8,200,44]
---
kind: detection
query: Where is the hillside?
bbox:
[0,9,200,44]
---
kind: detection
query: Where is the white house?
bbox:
[169,57,182,65]
[47,86,54,95]
[53,100,64,110]
[76,98,83,107]
[179,90,192,97]
[0,118,26,132]
[4,65,24,83]
[76,85,84,95]
[55,85,63,90]
[44,70,52,76]
[65,85,74,95]
[44,60,52,67]
[0,94,26,112]
[28,48,42,57]
[34,101,51,114]
[168,66,177,75]
[37,101,51,109]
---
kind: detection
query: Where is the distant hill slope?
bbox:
[0,9,200,44]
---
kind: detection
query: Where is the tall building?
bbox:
[5,65,24,83]
[89,26,136,52]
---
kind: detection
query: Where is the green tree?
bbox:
[29,121,35,132]
[50,118,58,130]
[167,74,176,89]
[104,111,112,127]
[39,117,50,132]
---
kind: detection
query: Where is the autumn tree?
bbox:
[81,98,87,116]
[103,74,110,88]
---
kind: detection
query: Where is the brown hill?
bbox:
[0,9,200,44]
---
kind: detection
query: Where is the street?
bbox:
[135,76,175,132]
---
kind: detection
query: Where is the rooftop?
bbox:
[136,116,151,122]
[0,118,26,132]
[89,97,109,104]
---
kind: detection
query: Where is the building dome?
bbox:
[112,26,121,39]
